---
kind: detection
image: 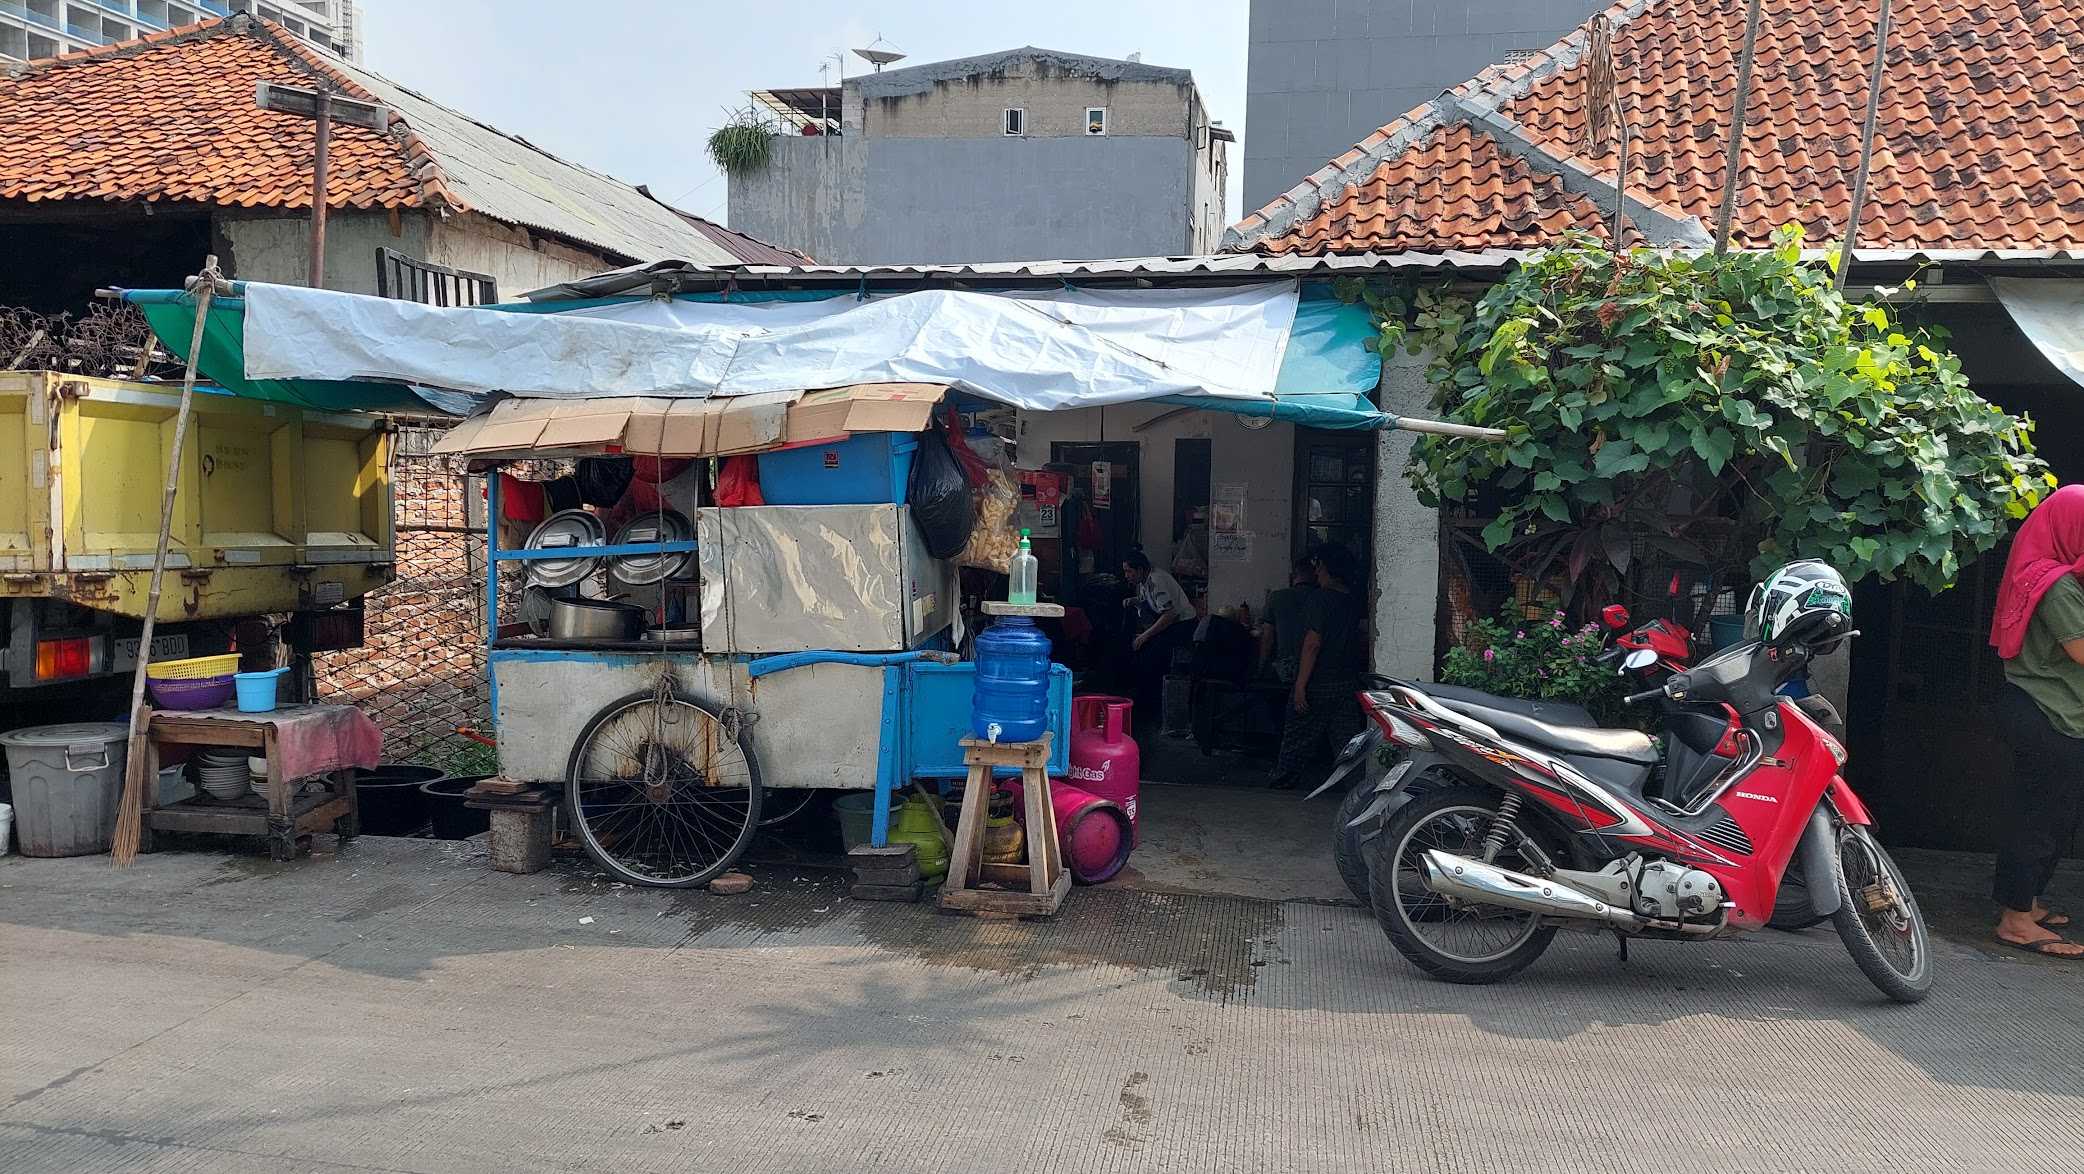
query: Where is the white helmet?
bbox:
[1745,560,1853,648]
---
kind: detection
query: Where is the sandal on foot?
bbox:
[2038,910,2073,930]
[1997,934,2084,959]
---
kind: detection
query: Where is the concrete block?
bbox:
[488,806,551,874]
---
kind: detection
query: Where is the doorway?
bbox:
[1050,441,1141,578]
[1293,430,1374,589]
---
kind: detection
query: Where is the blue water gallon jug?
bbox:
[971,616,1053,743]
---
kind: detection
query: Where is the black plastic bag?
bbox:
[575,457,634,507]
[909,426,975,559]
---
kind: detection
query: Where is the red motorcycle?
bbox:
[1359,570,1931,1002]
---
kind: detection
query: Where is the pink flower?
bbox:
[1483,648,1495,663]
[1514,630,1526,640]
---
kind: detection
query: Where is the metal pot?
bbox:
[547,597,645,641]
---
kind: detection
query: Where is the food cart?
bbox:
[122,271,1498,888]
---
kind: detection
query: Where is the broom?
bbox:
[112,260,221,867]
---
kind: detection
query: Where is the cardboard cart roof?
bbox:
[429,383,949,459]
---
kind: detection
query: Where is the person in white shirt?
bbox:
[1121,548,1195,737]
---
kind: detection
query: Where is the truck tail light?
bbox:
[35,637,94,680]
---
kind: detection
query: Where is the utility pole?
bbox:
[253,81,388,289]
[1835,0,1895,290]
[1712,0,1765,254]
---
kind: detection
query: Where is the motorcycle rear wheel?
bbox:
[1368,784,1558,984]
[1829,824,1933,1003]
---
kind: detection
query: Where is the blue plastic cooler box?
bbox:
[756,432,919,505]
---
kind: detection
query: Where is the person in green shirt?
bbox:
[1988,485,2084,959]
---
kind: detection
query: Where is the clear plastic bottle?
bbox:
[1008,528,1038,605]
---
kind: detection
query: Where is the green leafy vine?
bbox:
[1336,228,2048,605]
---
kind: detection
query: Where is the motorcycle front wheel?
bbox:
[1829,824,1934,1003]
[1368,784,1558,984]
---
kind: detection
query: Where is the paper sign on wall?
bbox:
[1091,461,1112,508]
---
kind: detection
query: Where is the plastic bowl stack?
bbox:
[195,748,253,800]
[145,654,240,711]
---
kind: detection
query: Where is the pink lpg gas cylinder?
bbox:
[1069,695,1140,842]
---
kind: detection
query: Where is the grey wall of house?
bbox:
[219,211,619,301]
[1370,350,1440,679]
[1242,0,1606,213]
[219,211,430,295]
[729,134,1197,265]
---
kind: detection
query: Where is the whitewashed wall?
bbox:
[1014,405,1297,616]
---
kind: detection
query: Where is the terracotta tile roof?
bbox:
[1230,0,2084,256]
[0,17,442,211]
[1265,122,1625,254]
[0,15,776,265]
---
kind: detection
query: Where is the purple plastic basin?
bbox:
[147,674,235,711]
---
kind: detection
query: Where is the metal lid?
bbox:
[0,721,127,748]
[524,509,606,587]
[609,510,695,585]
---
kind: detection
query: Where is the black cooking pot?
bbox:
[353,764,444,836]
[420,774,493,840]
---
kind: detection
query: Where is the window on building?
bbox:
[1002,107,1024,136]
[26,32,57,58]
[1085,107,1108,136]
[1503,48,1538,65]
[376,248,497,308]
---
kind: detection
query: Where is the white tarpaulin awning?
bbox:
[1993,278,2084,390]
[239,280,1302,410]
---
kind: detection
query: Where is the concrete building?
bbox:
[0,0,359,64]
[728,47,1232,265]
[1241,0,1604,213]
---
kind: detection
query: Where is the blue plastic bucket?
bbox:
[233,668,289,713]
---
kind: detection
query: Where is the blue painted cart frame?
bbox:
[481,474,1070,849]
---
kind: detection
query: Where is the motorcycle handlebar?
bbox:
[1623,686,1666,706]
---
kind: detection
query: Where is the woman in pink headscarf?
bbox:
[1988,484,2084,959]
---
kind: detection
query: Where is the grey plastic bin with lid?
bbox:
[0,722,129,857]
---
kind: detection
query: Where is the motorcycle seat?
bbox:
[1417,683,1596,727]
[1434,696,1660,764]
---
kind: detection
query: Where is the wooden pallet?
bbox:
[939,734,1068,917]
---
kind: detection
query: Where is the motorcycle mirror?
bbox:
[1621,648,1659,671]
[1600,604,1631,631]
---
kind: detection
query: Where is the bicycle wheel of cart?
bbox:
[565,688,763,888]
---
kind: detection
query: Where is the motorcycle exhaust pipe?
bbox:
[1417,849,1640,929]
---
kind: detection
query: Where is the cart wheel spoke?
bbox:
[566,688,762,888]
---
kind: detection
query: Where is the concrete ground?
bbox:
[5,836,2084,1174]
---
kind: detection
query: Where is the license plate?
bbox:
[113,634,188,672]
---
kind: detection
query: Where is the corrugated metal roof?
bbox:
[522,251,1533,299]
[331,59,742,266]
[523,247,2084,301]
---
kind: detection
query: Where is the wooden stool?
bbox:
[940,733,1069,917]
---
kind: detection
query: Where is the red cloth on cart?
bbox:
[172,704,383,780]
[498,474,546,525]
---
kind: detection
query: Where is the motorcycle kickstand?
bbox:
[1613,932,1629,964]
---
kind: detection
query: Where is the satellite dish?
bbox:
[853,36,905,71]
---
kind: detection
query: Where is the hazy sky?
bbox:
[358,0,1252,228]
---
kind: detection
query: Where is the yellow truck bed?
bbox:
[0,370,393,621]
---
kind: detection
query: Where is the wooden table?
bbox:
[140,706,362,861]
